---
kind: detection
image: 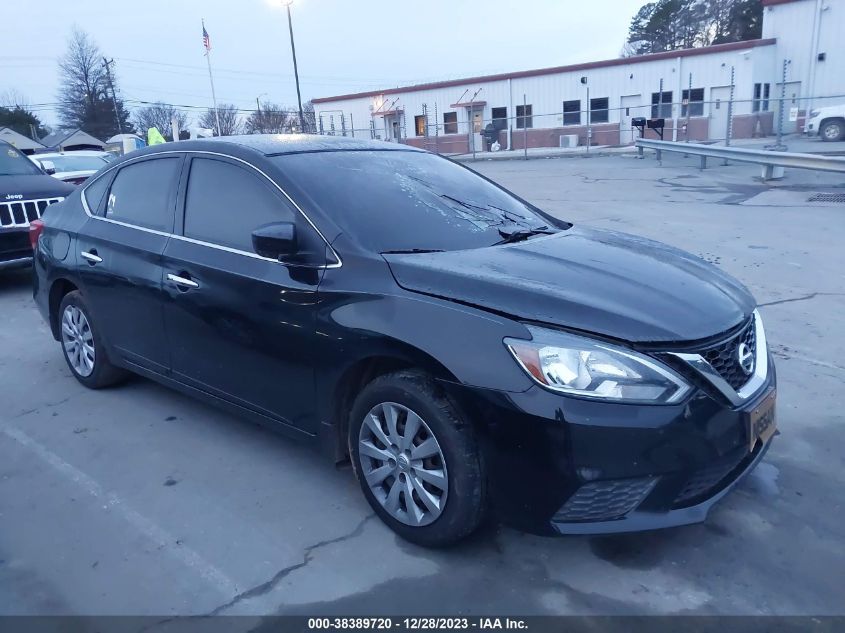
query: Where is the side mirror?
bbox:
[252,222,297,260]
[41,160,56,175]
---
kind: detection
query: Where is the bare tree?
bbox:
[134,102,190,140]
[302,100,317,134]
[57,28,131,138]
[246,103,291,134]
[199,104,241,136]
[0,89,30,108]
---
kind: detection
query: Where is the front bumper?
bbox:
[0,228,32,270]
[450,359,777,536]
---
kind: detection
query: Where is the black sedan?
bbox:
[32,136,776,546]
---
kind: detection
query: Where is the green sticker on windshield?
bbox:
[7,148,19,158]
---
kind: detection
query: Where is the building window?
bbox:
[443,111,458,134]
[563,100,580,125]
[753,83,771,112]
[414,115,426,137]
[651,91,672,118]
[681,88,705,117]
[516,104,533,129]
[590,97,609,124]
[492,107,507,131]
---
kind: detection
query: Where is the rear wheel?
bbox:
[820,119,845,142]
[58,291,127,389]
[348,370,486,547]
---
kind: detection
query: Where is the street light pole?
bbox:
[283,1,305,133]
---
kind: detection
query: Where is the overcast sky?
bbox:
[5,0,644,127]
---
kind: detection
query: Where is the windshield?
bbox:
[0,145,44,176]
[273,150,558,253]
[38,155,110,172]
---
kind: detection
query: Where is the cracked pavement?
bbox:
[1,153,844,616]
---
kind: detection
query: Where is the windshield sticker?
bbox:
[7,148,20,158]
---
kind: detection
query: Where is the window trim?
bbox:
[589,97,609,124]
[651,91,673,119]
[681,88,705,117]
[443,111,458,135]
[102,155,184,233]
[515,104,533,129]
[80,150,342,269]
[562,100,581,126]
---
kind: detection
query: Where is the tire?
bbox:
[58,290,127,389]
[820,119,845,142]
[348,370,486,547]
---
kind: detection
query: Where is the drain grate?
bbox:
[807,193,845,203]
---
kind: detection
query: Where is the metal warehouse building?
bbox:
[313,0,842,153]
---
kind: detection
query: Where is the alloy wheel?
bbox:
[823,122,842,141]
[358,402,448,527]
[61,305,95,377]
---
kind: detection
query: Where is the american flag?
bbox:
[202,22,211,53]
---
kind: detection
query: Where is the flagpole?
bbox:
[203,19,222,136]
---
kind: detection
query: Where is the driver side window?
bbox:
[183,157,295,253]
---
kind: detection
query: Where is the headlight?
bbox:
[809,109,820,118]
[504,326,691,404]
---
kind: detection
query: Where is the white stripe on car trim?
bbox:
[80,149,342,269]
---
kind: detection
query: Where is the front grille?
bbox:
[554,476,658,522]
[0,197,63,229]
[673,445,757,507]
[698,318,755,390]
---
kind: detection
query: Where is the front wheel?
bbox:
[820,119,845,142]
[348,370,486,547]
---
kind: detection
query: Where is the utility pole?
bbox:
[283,1,305,132]
[102,57,123,135]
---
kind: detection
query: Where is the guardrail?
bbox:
[635,139,845,181]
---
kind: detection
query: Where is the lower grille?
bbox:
[0,197,63,229]
[698,317,756,390]
[554,476,658,522]
[673,449,748,506]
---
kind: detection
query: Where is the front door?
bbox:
[385,115,400,142]
[161,155,322,432]
[620,95,641,143]
[76,156,184,373]
[710,86,731,142]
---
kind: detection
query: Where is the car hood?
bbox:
[383,227,755,343]
[0,174,74,200]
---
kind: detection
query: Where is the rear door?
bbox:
[160,154,323,432]
[76,155,184,373]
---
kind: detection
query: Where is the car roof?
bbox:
[131,134,424,158]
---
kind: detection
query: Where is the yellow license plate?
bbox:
[746,388,777,451]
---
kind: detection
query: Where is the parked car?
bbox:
[804,105,845,141]
[32,136,776,546]
[0,140,73,271]
[30,150,114,185]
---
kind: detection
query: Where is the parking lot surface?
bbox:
[2,152,844,617]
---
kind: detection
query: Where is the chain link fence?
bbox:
[315,92,845,159]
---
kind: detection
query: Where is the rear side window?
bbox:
[83,174,111,214]
[106,157,181,231]
[183,157,294,253]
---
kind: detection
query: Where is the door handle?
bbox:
[167,273,199,289]
[80,250,103,264]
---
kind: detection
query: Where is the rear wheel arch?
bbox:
[48,278,79,340]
